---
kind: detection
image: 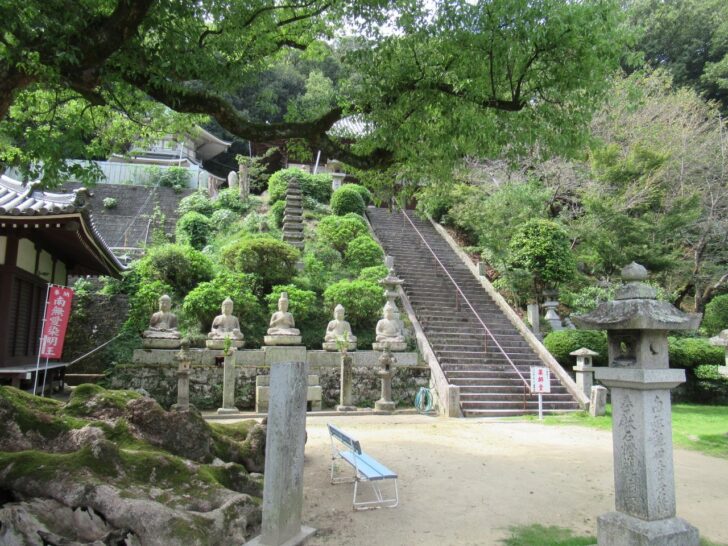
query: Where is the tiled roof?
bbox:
[0,175,89,215]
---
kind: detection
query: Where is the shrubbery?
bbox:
[702,294,728,336]
[668,336,724,368]
[543,330,608,367]
[269,200,286,228]
[175,211,212,250]
[210,208,238,233]
[344,184,372,206]
[267,168,332,204]
[125,279,174,334]
[221,236,299,292]
[178,191,215,217]
[358,265,388,284]
[330,185,365,216]
[316,213,368,252]
[134,244,214,296]
[323,279,385,348]
[345,235,384,270]
[215,188,249,214]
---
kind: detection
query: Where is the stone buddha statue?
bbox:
[143,295,181,349]
[373,301,406,351]
[206,297,244,349]
[264,292,302,345]
[323,304,357,351]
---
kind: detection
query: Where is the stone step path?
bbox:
[282,179,305,250]
[366,207,580,417]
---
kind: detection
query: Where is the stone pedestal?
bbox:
[143,337,181,349]
[246,361,315,546]
[218,350,238,414]
[374,350,396,412]
[264,345,306,366]
[206,338,244,350]
[173,342,191,411]
[322,341,357,352]
[589,385,607,417]
[264,335,303,346]
[372,341,406,352]
[337,355,355,411]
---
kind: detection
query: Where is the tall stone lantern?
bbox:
[573,262,701,546]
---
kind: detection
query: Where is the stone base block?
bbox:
[263,345,306,365]
[205,339,244,350]
[372,341,407,352]
[245,525,316,546]
[589,385,608,417]
[336,405,357,412]
[256,383,322,414]
[718,366,728,378]
[217,407,239,415]
[322,341,357,352]
[264,335,303,346]
[142,338,181,349]
[374,399,396,412]
[597,512,699,546]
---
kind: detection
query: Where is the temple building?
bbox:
[0,175,124,387]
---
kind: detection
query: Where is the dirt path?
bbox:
[290,415,728,546]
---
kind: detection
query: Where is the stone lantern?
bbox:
[379,265,404,327]
[570,347,599,398]
[573,262,701,546]
[708,330,728,377]
[374,349,396,412]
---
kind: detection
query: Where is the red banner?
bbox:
[40,285,74,359]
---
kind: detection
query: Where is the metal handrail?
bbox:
[400,211,532,395]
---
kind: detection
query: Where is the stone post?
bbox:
[174,339,191,411]
[542,299,563,331]
[571,347,599,399]
[709,330,728,377]
[246,361,315,546]
[374,349,396,412]
[527,303,541,337]
[217,349,238,415]
[337,354,355,411]
[589,385,607,417]
[573,262,701,546]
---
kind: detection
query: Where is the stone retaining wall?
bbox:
[107,349,429,410]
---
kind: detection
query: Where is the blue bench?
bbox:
[327,423,399,511]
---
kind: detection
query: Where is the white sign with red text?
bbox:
[530,366,551,394]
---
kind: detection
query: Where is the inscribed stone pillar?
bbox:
[247,361,315,546]
[174,340,191,411]
[337,354,355,411]
[573,262,700,546]
[374,350,396,412]
[217,350,237,415]
[527,303,541,337]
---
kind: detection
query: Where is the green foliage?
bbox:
[264,284,323,348]
[215,188,250,214]
[323,280,385,348]
[344,184,372,206]
[507,219,575,298]
[125,280,174,334]
[560,285,617,315]
[344,235,384,270]
[316,213,368,252]
[175,211,212,250]
[668,337,725,368]
[702,294,728,336]
[102,197,117,209]
[182,272,263,341]
[267,168,332,204]
[178,191,215,217]
[358,265,388,284]
[502,524,595,546]
[133,244,214,297]
[330,185,365,216]
[239,211,273,235]
[147,166,189,189]
[691,365,728,404]
[269,200,286,228]
[220,236,299,293]
[297,242,344,293]
[209,208,238,234]
[543,330,608,367]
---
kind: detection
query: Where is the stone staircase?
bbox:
[367,207,580,417]
[283,178,304,250]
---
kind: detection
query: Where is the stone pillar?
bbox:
[709,329,728,377]
[247,361,315,546]
[589,385,607,417]
[174,340,191,411]
[239,163,250,200]
[374,349,396,412]
[573,262,700,546]
[337,354,355,411]
[527,303,541,337]
[217,349,238,415]
[571,347,599,399]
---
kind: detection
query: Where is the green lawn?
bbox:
[501,525,725,546]
[524,404,728,459]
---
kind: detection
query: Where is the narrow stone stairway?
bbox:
[367,208,581,417]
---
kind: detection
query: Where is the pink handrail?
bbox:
[401,211,532,395]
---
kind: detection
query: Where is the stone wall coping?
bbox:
[430,217,589,408]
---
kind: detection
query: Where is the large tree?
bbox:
[0,0,625,186]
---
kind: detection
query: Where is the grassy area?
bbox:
[524,404,728,459]
[501,525,725,546]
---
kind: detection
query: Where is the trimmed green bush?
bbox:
[331,185,365,216]
[358,265,388,284]
[220,236,299,293]
[323,279,385,348]
[543,330,608,367]
[210,208,238,233]
[134,244,214,297]
[214,188,249,214]
[269,200,286,228]
[265,285,317,321]
[345,235,384,270]
[316,213,368,252]
[178,191,215,217]
[345,184,372,206]
[668,336,724,368]
[182,272,264,343]
[267,168,332,205]
[702,294,728,336]
[175,211,212,250]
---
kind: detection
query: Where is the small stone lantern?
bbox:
[570,347,599,398]
[708,330,728,377]
[374,349,396,412]
[379,266,404,326]
[573,262,701,546]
